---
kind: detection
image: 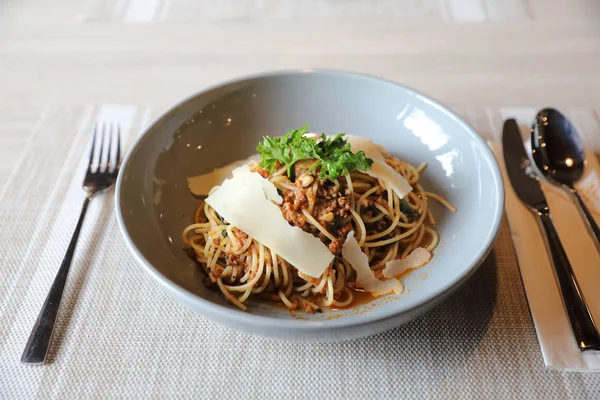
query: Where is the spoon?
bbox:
[531,107,600,252]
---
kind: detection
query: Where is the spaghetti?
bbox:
[183,134,455,312]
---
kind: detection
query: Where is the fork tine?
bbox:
[97,123,106,172]
[106,122,113,172]
[88,123,98,171]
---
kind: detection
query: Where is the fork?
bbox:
[21,123,121,364]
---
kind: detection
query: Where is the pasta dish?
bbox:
[183,127,455,312]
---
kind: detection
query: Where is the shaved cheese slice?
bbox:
[341,231,403,296]
[346,135,413,199]
[205,165,334,278]
[383,247,431,278]
[187,155,260,196]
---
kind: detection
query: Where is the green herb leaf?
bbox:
[256,125,319,177]
[400,199,420,220]
[256,126,373,180]
[312,133,373,180]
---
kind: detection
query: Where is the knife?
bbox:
[503,118,600,352]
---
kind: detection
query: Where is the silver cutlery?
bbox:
[531,108,600,252]
[503,118,600,352]
[21,123,121,364]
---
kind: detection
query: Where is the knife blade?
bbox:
[502,117,600,352]
[502,119,545,209]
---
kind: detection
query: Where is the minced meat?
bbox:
[280,173,353,255]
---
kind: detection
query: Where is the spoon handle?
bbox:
[536,208,600,351]
[571,190,600,252]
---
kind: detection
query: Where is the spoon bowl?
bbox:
[531,108,586,189]
[531,107,600,252]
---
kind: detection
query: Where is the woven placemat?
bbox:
[1,105,599,399]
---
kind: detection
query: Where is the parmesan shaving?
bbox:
[383,247,431,278]
[187,155,260,196]
[341,231,403,296]
[346,135,413,199]
[205,165,334,278]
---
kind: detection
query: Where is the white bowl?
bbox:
[116,69,504,341]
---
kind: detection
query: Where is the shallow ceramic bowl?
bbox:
[116,70,504,341]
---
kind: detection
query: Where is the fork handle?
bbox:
[21,197,91,363]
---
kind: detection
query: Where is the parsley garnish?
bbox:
[256,126,373,180]
[400,199,420,220]
[256,126,319,177]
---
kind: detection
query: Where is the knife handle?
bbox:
[537,207,600,351]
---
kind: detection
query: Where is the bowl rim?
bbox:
[115,68,505,331]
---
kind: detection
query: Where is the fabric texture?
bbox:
[1,105,600,398]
